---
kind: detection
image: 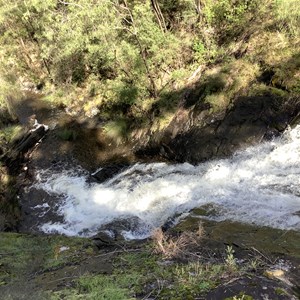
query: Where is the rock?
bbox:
[92,231,116,248]
[205,274,296,300]
[264,269,285,280]
[263,269,294,287]
[136,95,300,164]
[91,216,147,244]
[99,216,143,235]
[91,163,130,183]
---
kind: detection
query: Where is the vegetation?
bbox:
[49,227,248,300]
[0,0,298,137]
[0,232,93,284]
[0,222,298,299]
[50,255,225,299]
[0,1,299,298]
[0,229,225,299]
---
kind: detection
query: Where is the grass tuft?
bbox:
[152,222,204,259]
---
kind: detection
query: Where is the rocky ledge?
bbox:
[135,95,300,163]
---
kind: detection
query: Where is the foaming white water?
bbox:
[35,126,300,238]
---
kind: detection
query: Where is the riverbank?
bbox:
[0,219,299,299]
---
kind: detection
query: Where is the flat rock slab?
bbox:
[205,275,298,300]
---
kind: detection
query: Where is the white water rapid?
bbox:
[34,126,300,238]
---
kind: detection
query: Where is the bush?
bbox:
[203,0,259,41]
[274,0,300,36]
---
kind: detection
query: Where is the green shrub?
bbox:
[0,125,23,144]
[0,79,22,123]
[274,0,300,36]
[103,119,128,142]
[193,40,206,62]
[203,0,259,40]
[56,128,77,141]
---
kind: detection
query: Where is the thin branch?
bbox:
[58,0,84,9]
[95,248,142,258]
[187,65,204,83]
[47,275,80,284]
[151,0,166,33]
[251,247,277,264]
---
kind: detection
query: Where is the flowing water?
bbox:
[33,126,300,238]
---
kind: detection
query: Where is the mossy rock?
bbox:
[174,217,300,258]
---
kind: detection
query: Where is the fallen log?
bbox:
[1,124,48,175]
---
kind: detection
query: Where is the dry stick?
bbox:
[184,251,211,261]
[47,275,80,284]
[95,248,142,258]
[142,290,154,300]
[58,0,84,8]
[222,277,240,287]
[251,247,276,265]
[187,65,204,83]
[153,276,164,300]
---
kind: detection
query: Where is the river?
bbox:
[32,125,300,238]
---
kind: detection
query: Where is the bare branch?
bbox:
[58,0,84,9]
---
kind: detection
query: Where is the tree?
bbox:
[0,0,192,113]
[194,0,203,22]
[151,0,167,33]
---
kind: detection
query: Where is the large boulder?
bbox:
[91,163,130,183]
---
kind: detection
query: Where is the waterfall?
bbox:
[34,125,300,238]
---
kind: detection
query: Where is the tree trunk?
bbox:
[151,0,166,32]
[195,0,203,22]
